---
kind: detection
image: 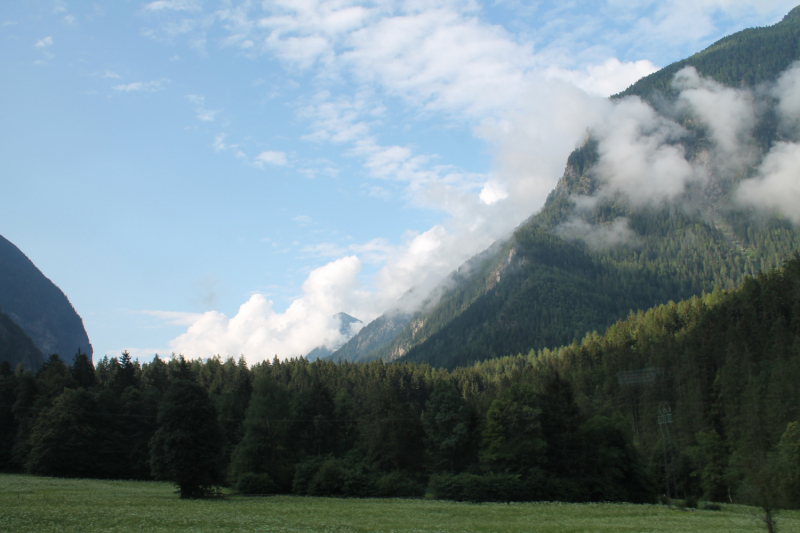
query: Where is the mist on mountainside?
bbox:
[338,11,800,367]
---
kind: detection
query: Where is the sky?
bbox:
[0,0,797,364]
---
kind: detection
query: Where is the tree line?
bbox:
[1,255,800,506]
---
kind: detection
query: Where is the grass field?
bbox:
[1,474,798,533]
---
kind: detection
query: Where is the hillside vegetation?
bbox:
[335,8,800,369]
[2,256,800,508]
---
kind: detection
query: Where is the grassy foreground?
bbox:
[1,474,799,533]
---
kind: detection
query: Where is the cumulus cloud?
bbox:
[168,257,369,359]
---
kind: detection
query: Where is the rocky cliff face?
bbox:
[0,308,43,371]
[0,235,92,365]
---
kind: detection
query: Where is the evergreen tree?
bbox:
[71,349,96,389]
[149,379,224,498]
[422,379,472,472]
[26,388,98,477]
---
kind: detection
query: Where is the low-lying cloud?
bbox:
[736,141,800,224]
[556,217,640,250]
[149,3,800,364]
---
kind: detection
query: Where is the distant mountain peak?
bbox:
[304,312,362,361]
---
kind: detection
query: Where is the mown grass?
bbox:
[1,474,798,533]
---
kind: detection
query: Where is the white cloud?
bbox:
[35,36,53,48]
[674,66,757,162]
[546,58,659,97]
[101,69,120,79]
[255,150,288,166]
[168,256,368,359]
[157,2,800,364]
[736,142,800,224]
[113,79,167,92]
[139,310,205,326]
[589,95,702,206]
[212,133,236,152]
[479,180,508,205]
[186,94,219,121]
[556,217,640,250]
[144,0,202,12]
[773,62,800,138]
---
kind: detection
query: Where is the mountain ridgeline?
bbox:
[331,8,800,369]
[0,235,92,368]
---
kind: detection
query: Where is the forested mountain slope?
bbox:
[617,5,800,101]
[0,235,92,365]
[476,252,800,504]
[347,8,800,369]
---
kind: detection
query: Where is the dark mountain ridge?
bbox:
[0,235,92,366]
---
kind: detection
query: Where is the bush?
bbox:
[427,472,526,502]
[308,459,345,496]
[374,471,423,498]
[292,458,323,495]
[235,472,276,495]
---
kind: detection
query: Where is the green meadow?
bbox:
[1,474,799,533]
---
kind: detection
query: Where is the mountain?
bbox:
[617,5,800,101]
[327,240,507,362]
[324,311,409,362]
[349,7,800,369]
[0,235,93,365]
[0,308,44,371]
[304,312,362,360]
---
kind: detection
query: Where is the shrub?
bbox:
[235,472,276,495]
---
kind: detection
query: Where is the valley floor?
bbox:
[1,474,798,532]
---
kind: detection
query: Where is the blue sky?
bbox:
[1,0,796,363]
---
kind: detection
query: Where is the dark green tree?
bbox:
[149,379,224,498]
[71,349,96,389]
[0,362,17,470]
[228,372,291,491]
[26,388,98,477]
[115,350,140,392]
[422,379,471,472]
[481,383,545,473]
